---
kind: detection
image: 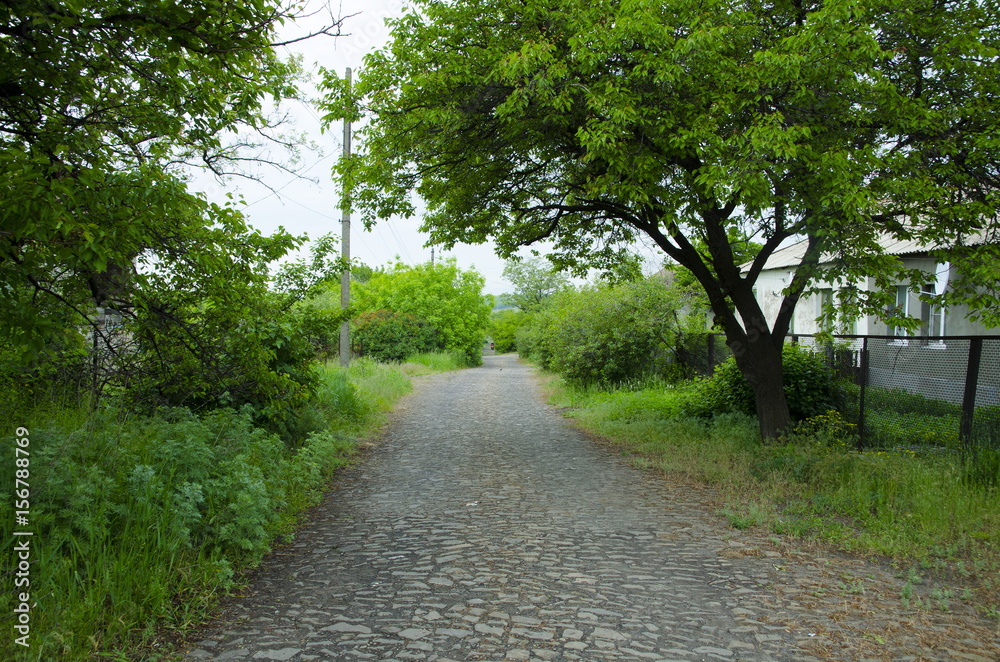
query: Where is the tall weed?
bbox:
[0,357,421,661]
[403,350,471,374]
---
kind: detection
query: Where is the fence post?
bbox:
[960,337,983,451]
[858,336,868,451]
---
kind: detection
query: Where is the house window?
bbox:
[919,283,945,344]
[888,284,946,345]
[888,285,910,339]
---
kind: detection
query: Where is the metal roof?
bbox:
[743,231,993,273]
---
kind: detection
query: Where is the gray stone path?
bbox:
[185,355,814,662]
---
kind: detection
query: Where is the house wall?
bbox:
[752,268,868,336]
[751,269,791,331]
[752,261,1000,338]
[864,262,1000,337]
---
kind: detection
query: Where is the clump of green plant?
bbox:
[576,386,691,423]
[684,343,840,422]
[353,309,443,363]
[866,387,962,418]
[344,357,414,412]
[489,308,531,353]
[779,410,858,451]
[963,448,1000,490]
[404,350,475,373]
[351,259,494,365]
[865,410,962,450]
[515,276,708,386]
[0,356,429,662]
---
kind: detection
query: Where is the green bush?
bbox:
[353,309,443,363]
[352,259,493,364]
[516,278,706,386]
[684,343,839,422]
[778,410,858,451]
[0,362,379,661]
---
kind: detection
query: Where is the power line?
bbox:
[242,152,336,209]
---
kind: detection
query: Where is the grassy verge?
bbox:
[399,350,475,377]
[548,376,1000,619]
[0,353,463,662]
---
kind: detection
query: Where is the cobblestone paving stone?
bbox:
[186,355,1000,662]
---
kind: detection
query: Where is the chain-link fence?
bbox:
[701,333,1000,452]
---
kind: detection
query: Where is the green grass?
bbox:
[845,386,1000,451]
[0,353,466,662]
[549,375,1000,616]
[401,350,473,375]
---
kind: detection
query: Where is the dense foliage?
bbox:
[352,259,494,364]
[0,357,423,661]
[323,0,1000,437]
[489,309,531,354]
[684,344,841,422]
[516,275,708,386]
[0,0,348,441]
[1,0,341,355]
[353,310,443,362]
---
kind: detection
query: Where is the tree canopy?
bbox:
[501,257,573,311]
[323,0,1000,438]
[0,0,342,354]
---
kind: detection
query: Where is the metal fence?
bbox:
[704,333,1000,451]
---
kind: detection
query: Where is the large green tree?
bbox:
[0,0,342,353]
[323,0,1000,438]
[501,257,573,311]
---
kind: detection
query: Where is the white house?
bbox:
[744,236,1000,406]
[746,235,1000,339]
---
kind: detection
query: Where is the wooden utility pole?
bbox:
[339,67,352,368]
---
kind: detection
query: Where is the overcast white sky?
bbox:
[191,0,664,295]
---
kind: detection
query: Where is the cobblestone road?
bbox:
[183,355,996,662]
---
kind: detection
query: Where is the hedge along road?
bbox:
[183,354,908,662]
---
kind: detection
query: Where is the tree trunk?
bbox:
[728,333,791,441]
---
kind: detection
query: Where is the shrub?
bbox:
[0,382,370,661]
[516,277,706,386]
[684,343,839,422]
[352,259,493,364]
[353,309,442,363]
[778,410,858,451]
